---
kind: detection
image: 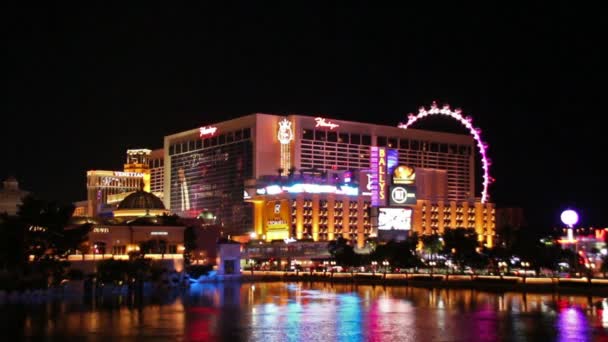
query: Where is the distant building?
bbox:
[0,177,29,216]
[495,207,526,247]
[148,148,164,199]
[69,189,185,268]
[164,113,478,236]
[84,148,163,217]
[495,207,526,230]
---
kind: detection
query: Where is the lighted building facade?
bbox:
[164,114,484,236]
[86,170,145,217]
[71,189,184,264]
[248,170,495,249]
[148,148,164,198]
[85,148,164,217]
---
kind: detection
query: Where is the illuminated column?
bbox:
[327,195,335,240]
[342,197,350,240]
[475,202,484,242]
[277,118,294,172]
[356,197,365,248]
[413,200,423,236]
[486,203,495,247]
[438,201,445,234]
[450,202,457,229]
[254,201,265,237]
[425,203,433,235]
[462,202,469,229]
[312,195,320,241]
[296,195,304,240]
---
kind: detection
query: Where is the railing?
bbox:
[66,254,183,261]
[244,270,608,286]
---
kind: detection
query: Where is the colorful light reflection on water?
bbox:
[1,283,607,341]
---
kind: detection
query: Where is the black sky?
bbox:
[3,3,604,228]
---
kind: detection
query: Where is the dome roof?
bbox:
[117,190,165,210]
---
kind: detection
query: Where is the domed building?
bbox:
[113,187,169,218]
[0,177,29,216]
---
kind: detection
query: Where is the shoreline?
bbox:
[240,272,608,296]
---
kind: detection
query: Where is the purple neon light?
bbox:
[398,102,493,203]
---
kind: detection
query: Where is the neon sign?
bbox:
[315,117,339,129]
[199,126,218,137]
[371,147,388,206]
[113,171,145,177]
[256,183,359,196]
[151,231,168,236]
[277,118,294,144]
[93,227,109,233]
[379,148,387,203]
[371,147,380,206]
[389,185,417,205]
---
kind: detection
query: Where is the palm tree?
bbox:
[601,256,608,278]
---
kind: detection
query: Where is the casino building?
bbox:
[164,113,495,246]
[83,149,164,217]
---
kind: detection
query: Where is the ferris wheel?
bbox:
[398,102,494,203]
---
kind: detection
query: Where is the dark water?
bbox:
[1,283,608,341]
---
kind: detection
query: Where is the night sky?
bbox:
[3,4,604,228]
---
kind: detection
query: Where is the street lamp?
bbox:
[429,261,437,276]
[521,261,530,283]
[382,260,390,274]
[371,261,378,275]
[249,259,255,275]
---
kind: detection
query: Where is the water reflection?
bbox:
[1,283,607,341]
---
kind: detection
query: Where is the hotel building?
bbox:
[148,148,165,198]
[85,149,162,217]
[164,114,495,246]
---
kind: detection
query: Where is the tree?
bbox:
[442,228,478,269]
[328,237,359,267]
[421,234,442,260]
[16,195,88,260]
[184,226,197,265]
[600,256,608,278]
[370,239,421,269]
[0,213,27,270]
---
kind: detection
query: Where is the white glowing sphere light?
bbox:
[560,209,579,228]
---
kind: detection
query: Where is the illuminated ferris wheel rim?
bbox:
[398,102,493,203]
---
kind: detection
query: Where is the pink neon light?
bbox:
[398,102,493,203]
[315,117,339,129]
[199,126,218,137]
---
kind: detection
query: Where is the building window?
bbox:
[388,138,398,148]
[377,136,387,147]
[339,133,348,144]
[235,130,242,141]
[227,132,234,143]
[362,135,371,146]
[203,138,210,148]
[327,131,337,142]
[189,140,195,151]
[219,134,226,145]
[243,128,251,139]
[315,130,326,141]
[301,129,312,140]
[351,134,361,145]
[175,144,182,154]
[211,136,218,146]
[196,139,202,149]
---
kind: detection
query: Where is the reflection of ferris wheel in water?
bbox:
[398,102,494,203]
